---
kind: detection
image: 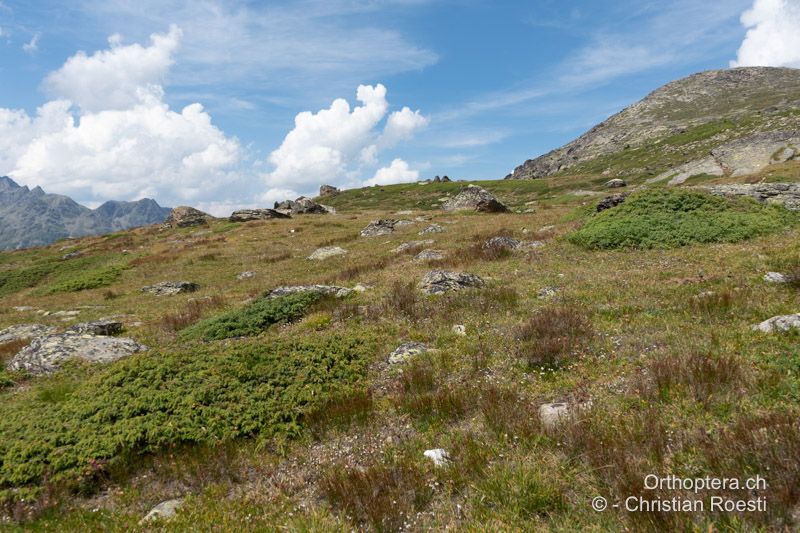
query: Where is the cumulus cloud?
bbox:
[362,158,419,187]
[731,0,800,68]
[264,84,426,191]
[1,26,245,215]
[43,25,182,112]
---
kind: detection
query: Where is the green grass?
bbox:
[0,334,374,502]
[0,254,128,297]
[568,189,796,249]
[180,292,322,341]
[40,264,126,294]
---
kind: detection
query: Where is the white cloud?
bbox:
[362,158,419,187]
[264,84,426,192]
[43,24,181,112]
[731,0,800,68]
[1,26,246,214]
[22,32,39,53]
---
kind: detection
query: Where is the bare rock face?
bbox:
[419,270,486,294]
[319,184,340,197]
[360,219,397,237]
[267,285,353,298]
[703,182,800,211]
[229,208,291,222]
[274,196,329,215]
[8,329,147,375]
[596,193,628,212]
[441,185,510,213]
[164,206,212,228]
[142,281,199,296]
[0,324,57,344]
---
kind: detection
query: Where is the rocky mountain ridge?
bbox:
[507,67,800,180]
[0,176,171,250]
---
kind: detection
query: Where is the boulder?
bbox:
[441,185,510,213]
[0,324,57,344]
[419,224,444,235]
[141,281,199,296]
[441,176,451,182]
[596,193,628,212]
[388,342,428,364]
[419,270,486,294]
[319,184,340,197]
[8,332,147,375]
[163,206,212,228]
[483,236,520,250]
[605,178,627,188]
[67,320,124,336]
[414,249,444,262]
[307,246,347,260]
[274,196,328,215]
[140,499,184,525]
[360,219,397,237]
[237,271,256,280]
[229,208,291,222]
[764,272,792,283]
[752,313,800,333]
[267,285,353,299]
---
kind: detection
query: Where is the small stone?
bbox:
[141,281,199,296]
[62,250,86,260]
[140,499,184,525]
[452,325,466,336]
[537,286,559,299]
[12,306,35,312]
[307,246,347,260]
[388,342,427,364]
[237,271,256,280]
[764,272,791,283]
[419,224,444,235]
[392,240,435,253]
[539,402,569,430]
[423,448,451,467]
[752,313,800,333]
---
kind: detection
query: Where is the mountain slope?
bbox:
[507,67,800,180]
[0,177,171,249]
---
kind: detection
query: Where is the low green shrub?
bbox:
[0,334,374,500]
[568,189,795,249]
[181,292,322,341]
[43,264,126,293]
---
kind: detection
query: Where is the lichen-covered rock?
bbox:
[605,178,627,188]
[419,270,486,294]
[419,224,444,235]
[67,320,124,336]
[483,236,520,250]
[163,206,212,228]
[8,332,147,375]
[229,208,291,222]
[274,196,329,215]
[237,271,256,280]
[140,499,184,524]
[414,249,444,262]
[267,285,353,298]
[307,246,347,260]
[388,342,428,364]
[764,272,792,283]
[703,182,800,211]
[752,313,800,333]
[141,281,199,296]
[596,193,627,212]
[0,324,57,344]
[360,219,397,237]
[441,185,510,213]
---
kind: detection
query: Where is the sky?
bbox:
[0,0,799,215]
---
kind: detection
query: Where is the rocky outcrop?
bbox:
[163,206,211,228]
[441,185,510,213]
[0,324,57,344]
[229,208,291,222]
[319,184,340,197]
[702,182,800,211]
[274,196,329,215]
[267,285,353,298]
[507,67,800,179]
[141,281,199,296]
[7,326,147,375]
[596,193,628,212]
[307,246,347,260]
[419,270,486,294]
[360,219,397,237]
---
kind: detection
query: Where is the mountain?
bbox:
[0,176,171,249]
[507,66,800,180]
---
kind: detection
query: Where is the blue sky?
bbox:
[0,0,798,214]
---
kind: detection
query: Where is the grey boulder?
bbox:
[360,219,397,237]
[142,281,199,296]
[441,185,510,213]
[419,270,486,294]
[0,324,57,344]
[268,284,353,299]
[229,208,291,222]
[752,313,800,333]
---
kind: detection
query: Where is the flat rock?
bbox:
[8,332,148,375]
[483,236,520,250]
[539,402,570,430]
[764,272,791,283]
[237,271,256,280]
[419,270,486,294]
[752,313,800,333]
[419,224,444,235]
[163,206,211,228]
[360,219,397,237]
[414,249,444,262]
[307,246,347,260]
[140,498,184,524]
[67,320,123,336]
[268,285,353,298]
[0,324,57,344]
[441,185,510,213]
[141,281,199,296]
[392,240,435,253]
[229,208,291,222]
[703,182,800,211]
[388,342,428,364]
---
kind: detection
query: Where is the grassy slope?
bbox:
[0,169,799,531]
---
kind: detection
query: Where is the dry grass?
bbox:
[514,305,593,368]
[304,388,374,436]
[326,257,391,283]
[392,358,472,424]
[0,338,28,365]
[259,251,292,264]
[156,295,226,333]
[478,384,542,441]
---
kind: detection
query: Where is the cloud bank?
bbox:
[731,0,800,68]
